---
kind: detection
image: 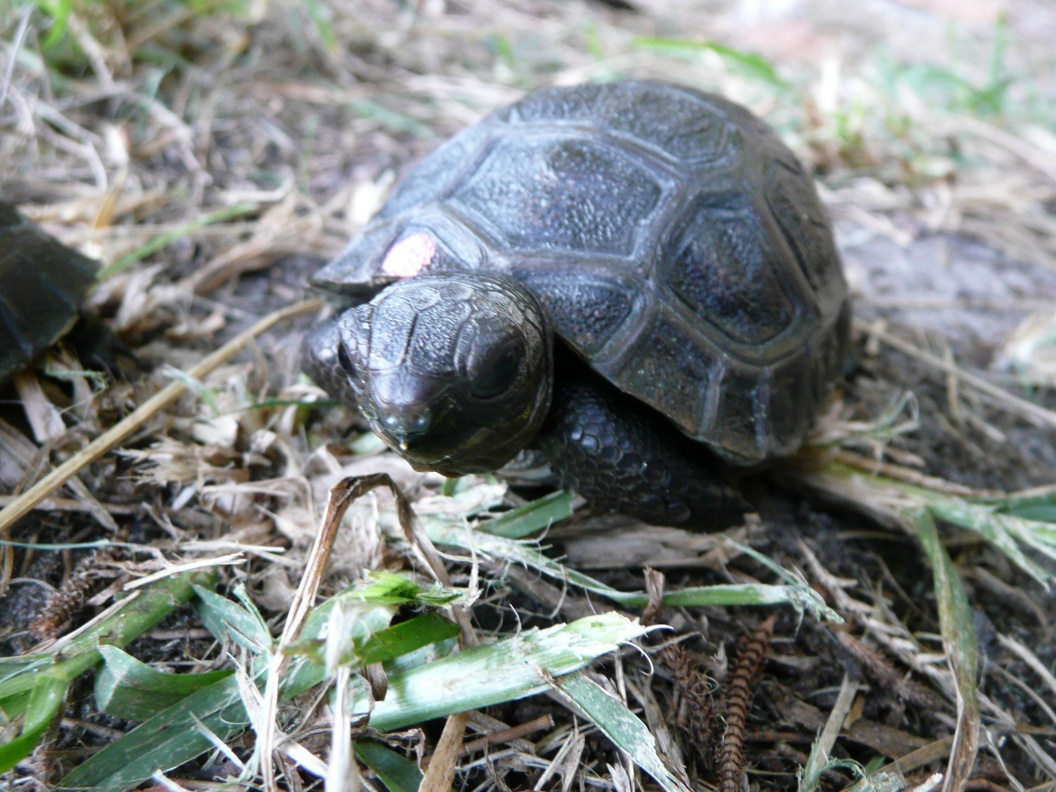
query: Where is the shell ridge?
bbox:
[752,365,773,459]
[700,350,726,437]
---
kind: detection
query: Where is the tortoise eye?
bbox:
[469,343,522,400]
[336,341,355,376]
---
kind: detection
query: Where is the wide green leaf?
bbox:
[61,674,250,791]
[346,613,651,731]
[354,741,424,792]
[0,572,210,774]
[479,490,573,538]
[193,583,273,653]
[355,612,461,666]
[95,645,235,720]
[0,675,67,774]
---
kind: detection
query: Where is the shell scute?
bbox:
[450,135,663,257]
[511,267,638,358]
[662,190,797,347]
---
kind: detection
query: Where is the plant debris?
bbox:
[2,1,1056,790]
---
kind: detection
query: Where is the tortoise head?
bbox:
[306,272,554,476]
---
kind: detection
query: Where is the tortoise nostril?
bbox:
[379,410,432,444]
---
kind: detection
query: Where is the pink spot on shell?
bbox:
[381,232,436,278]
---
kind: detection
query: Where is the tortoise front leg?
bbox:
[537,368,751,529]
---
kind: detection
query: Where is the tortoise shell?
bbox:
[0,201,98,382]
[313,81,850,464]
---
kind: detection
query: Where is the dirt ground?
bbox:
[2,0,1056,790]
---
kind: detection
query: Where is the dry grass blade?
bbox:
[328,664,358,792]
[995,634,1056,711]
[873,736,956,779]
[370,473,482,792]
[800,672,859,790]
[261,472,478,789]
[421,711,469,792]
[952,116,1056,183]
[261,474,384,790]
[276,475,379,650]
[855,319,1056,429]
[0,299,322,533]
[824,449,983,498]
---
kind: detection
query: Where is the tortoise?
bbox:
[304,81,851,527]
[0,201,99,383]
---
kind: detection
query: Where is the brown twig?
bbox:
[459,714,554,756]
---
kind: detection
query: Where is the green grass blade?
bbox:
[356,570,463,606]
[62,611,643,790]
[797,742,870,792]
[632,37,788,89]
[0,657,51,687]
[812,462,1056,586]
[350,99,433,137]
[842,772,917,792]
[426,520,838,619]
[0,571,211,773]
[355,613,650,731]
[978,487,1056,526]
[193,583,274,653]
[384,637,460,674]
[60,674,251,791]
[355,612,461,666]
[281,573,463,697]
[919,494,1056,586]
[0,718,55,775]
[62,575,466,789]
[304,0,337,50]
[95,645,235,720]
[909,508,980,790]
[479,490,574,538]
[552,671,690,792]
[96,203,258,280]
[354,741,424,792]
